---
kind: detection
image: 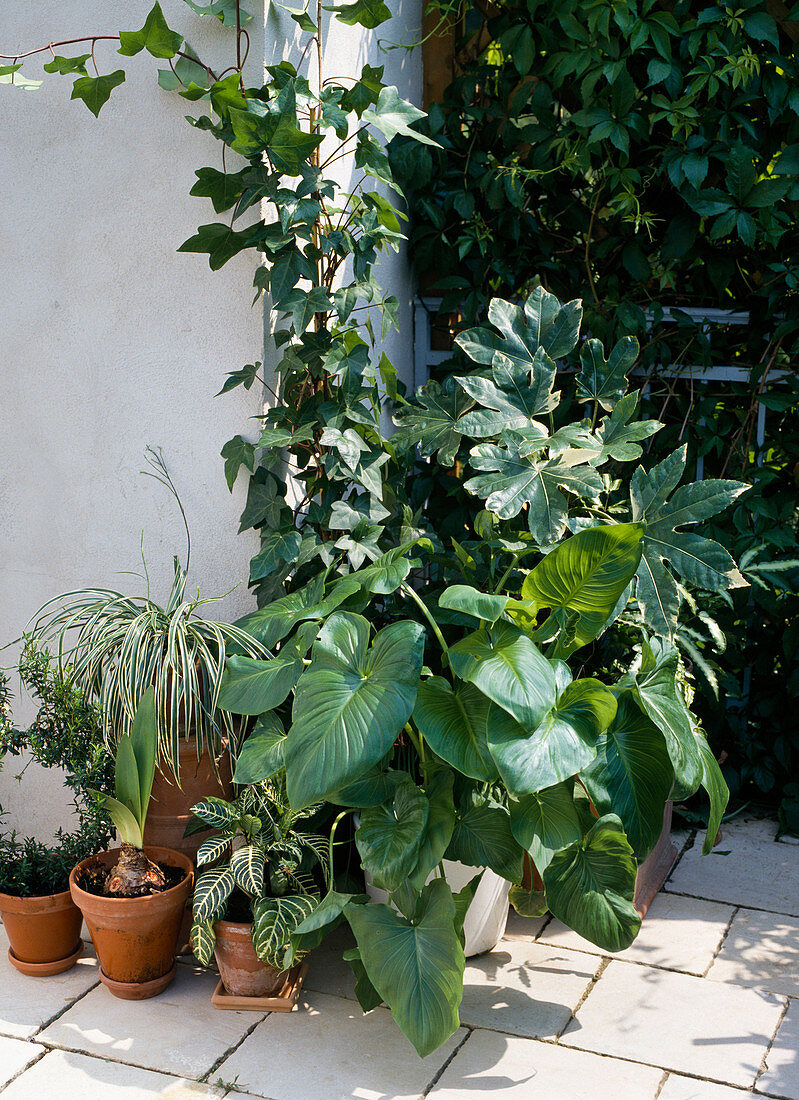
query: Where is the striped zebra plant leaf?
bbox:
[196,834,232,867]
[190,920,216,967]
[231,843,266,895]
[191,797,238,829]
[193,867,235,922]
[252,894,319,969]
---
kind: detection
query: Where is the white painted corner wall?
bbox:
[0,0,421,838]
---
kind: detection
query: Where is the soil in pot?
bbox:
[70,845,193,999]
[143,738,233,861]
[0,889,83,976]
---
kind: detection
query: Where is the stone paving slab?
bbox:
[658,1075,750,1099]
[707,908,799,998]
[458,938,599,1038]
[757,1000,799,1100]
[38,963,259,1079]
[0,1037,44,1088]
[561,959,785,1087]
[539,893,734,975]
[0,929,99,1040]
[428,1029,663,1098]
[667,818,799,917]
[0,1049,258,1100]
[215,991,466,1100]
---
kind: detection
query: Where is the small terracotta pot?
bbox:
[213,920,288,997]
[0,889,83,975]
[70,846,193,999]
[143,739,233,861]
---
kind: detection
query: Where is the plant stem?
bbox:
[493,546,540,593]
[327,809,349,890]
[400,583,449,656]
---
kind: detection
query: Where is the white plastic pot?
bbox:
[364,860,510,957]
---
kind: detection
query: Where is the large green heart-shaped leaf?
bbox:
[235,574,358,648]
[345,879,465,1057]
[233,713,287,784]
[695,729,730,855]
[285,613,425,808]
[509,781,584,873]
[449,622,557,730]
[218,653,302,715]
[488,680,616,796]
[412,677,498,781]
[543,815,641,952]
[628,638,702,799]
[446,795,524,884]
[581,693,673,860]
[410,764,456,889]
[356,777,429,892]
[520,524,645,653]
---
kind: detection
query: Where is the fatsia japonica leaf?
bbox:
[449,621,557,731]
[487,680,617,797]
[233,714,287,784]
[231,844,266,895]
[345,879,465,1057]
[543,814,642,952]
[456,287,583,368]
[118,3,183,58]
[70,71,126,117]
[363,86,440,147]
[464,443,603,545]
[520,523,645,653]
[456,348,557,437]
[631,446,748,637]
[193,867,235,921]
[218,652,303,715]
[592,391,661,464]
[392,379,472,466]
[446,795,524,884]
[576,336,638,410]
[412,677,498,781]
[509,781,584,874]
[355,776,429,892]
[626,638,702,799]
[581,693,674,860]
[252,894,319,969]
[284,613,425,808]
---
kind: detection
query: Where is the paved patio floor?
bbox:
[2,815,798,1099]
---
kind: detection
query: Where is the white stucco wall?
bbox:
[0,0,421,838]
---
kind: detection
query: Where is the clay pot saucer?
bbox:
[8,941,83,977]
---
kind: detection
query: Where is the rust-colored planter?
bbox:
[143,739,233,861]
[213,920,289,998]
[0,889,83,976]
[69,846,193,1000]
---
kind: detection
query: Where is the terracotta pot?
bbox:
[69,846,193,999]
[143,738,233,861]
[213,920,288,997]
[0,889,83,976]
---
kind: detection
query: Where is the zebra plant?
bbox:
[189,777,328,971]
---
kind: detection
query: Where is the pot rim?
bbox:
[69,846,194,910]
[0,886,74,908]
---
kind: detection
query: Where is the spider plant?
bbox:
[31,450,266,777]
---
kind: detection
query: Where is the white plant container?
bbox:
[364,860,511,958]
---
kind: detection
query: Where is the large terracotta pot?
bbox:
[214,920,288,997]
[143,739,233,861]
[69,845,193,999]
[0,889,83,976]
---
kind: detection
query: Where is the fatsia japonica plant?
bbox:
[215,287,750,1056]
[188,776,329,970]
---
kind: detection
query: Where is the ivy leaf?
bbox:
[592,392,661,464]
[178,222,253,270]
[220,434,255,490]
[456,287,583,367]
[363,86,440,147]
[70,71,126,117]
[249,527,303,582]
[575,336,638,410]
[190,167,248,213]
[119,2,184,58]
[217,360,261,396]
[181,0,253,26]
[268,84,324,174]
[631,446,748,636]
[465,442,603,544]
[329,0,392,28]
[392,379,472,466]
[457,348,557,438]
[43,54,91,76]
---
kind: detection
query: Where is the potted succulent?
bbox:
[0,642,114,975]
[32,450,266,860]
[69,687,194,999]
[188,777,327,1007]
[217,287,748,1057]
